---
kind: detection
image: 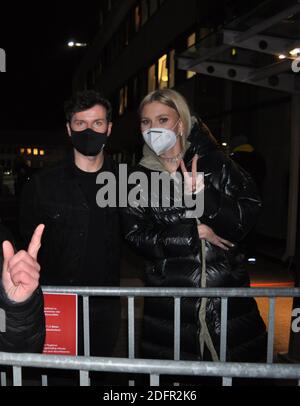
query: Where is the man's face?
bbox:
[67,104,112,136]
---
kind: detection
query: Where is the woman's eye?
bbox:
[141,120,149,126]
[159,117,168,124]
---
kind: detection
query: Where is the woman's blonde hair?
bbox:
[139,89,192,148]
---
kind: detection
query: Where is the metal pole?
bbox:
[267,298,276,363]
[128,297,135,386]
[174,298,181,361]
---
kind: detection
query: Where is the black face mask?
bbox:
[71,128,108,156]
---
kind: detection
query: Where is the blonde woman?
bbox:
[123,89,266,364]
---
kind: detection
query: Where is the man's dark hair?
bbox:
[64,90,112,123]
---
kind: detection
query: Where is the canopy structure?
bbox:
[178,0,300,94]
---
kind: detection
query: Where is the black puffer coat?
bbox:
[123,121,267,362]
[0,225,45,353]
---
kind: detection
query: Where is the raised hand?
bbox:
[2,224,45,303]
[180,155,204,195]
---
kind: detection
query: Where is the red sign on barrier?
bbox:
[43,293,78,356]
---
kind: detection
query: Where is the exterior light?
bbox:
[68,41,87,48]
[248,258,257,263]
[33,148,39,156]
[278,54,287,59]
[222,142,227,147]
[75,42,87,47]
[40,150,45,156]
[289,48,300,56]
[27,148,32,155]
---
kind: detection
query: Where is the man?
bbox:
[20,91,121,366]
[0,224,45,353]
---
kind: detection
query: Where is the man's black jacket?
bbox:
[20,154,121,287]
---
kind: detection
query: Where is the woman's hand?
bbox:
[197,224,235,251]
[180,155,204,195]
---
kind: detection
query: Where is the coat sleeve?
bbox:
[201,158,262,243]
[121,205,200,260]
[0,282,45,353]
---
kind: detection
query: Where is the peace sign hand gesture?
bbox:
[180,155,204,195]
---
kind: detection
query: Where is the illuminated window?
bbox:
[39,150,45,156]
[119,86,128,116]
[187,33,197,79]
[134,6,141,32]
[169,49,175,88]
[27,148,32,155]
[158,54,168,89]
[20,148,25,155]
[148,64,156,92]
[187,33,196,48]
[187,70,196,79]
[33,148,39,156]
[231,48,237,57]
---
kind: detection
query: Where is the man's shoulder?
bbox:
[32,159,72,183]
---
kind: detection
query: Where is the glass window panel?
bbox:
[158,54,168,89]
[148,63,157,92]
[169,49,175,88]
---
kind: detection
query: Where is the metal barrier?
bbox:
[0,286,300,386]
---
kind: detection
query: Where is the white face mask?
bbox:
[142,120,180,156]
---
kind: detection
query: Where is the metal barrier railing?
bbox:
[1,353,300,386]
[0,286,300,386]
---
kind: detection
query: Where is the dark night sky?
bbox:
[0,2,101,133]
[0,0,268,135]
